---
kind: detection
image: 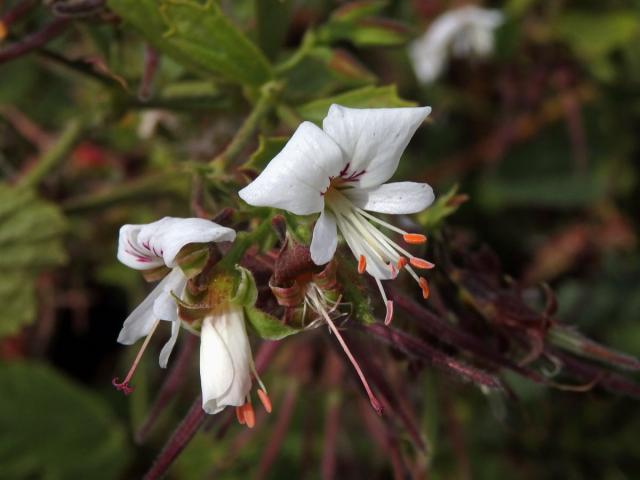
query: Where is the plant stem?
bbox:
[210,81,282,169]
[18,119,82,189]
[63,171,189,213]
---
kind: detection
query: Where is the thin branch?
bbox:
[0,17,70,64]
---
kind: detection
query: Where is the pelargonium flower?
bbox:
[409,5,504,84]
[239,105,435,324]
[114,217,271,424]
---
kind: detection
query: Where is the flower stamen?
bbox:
[308,289,382,415]
[419,277,430,299]
[257,388,272,413]
[403,233,427,245]
[112,319,161,395]
[397,257,408,269]
[409,258,435,270]
[241,401,256,428]
[358,255,367,274]
[236,406,246,425]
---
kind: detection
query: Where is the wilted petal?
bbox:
[117,268,185,345]
[310,210,338,265]
[200,305,252,414]
[346,182,435,214]
[322,105,431,189]
[239,122,344,215]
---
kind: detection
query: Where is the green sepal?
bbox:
[230,265,258,307]
[244,305,301,340]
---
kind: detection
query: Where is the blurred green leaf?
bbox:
[246,136,288,170]
[296,85,415,123]
[254,0,293,60]
[329,1,388,22]
[319,18,411,47]
[554,12,640,80]
[244,306,301,340]
[0,185,67,338]
[0,362,130,480]
[108,0,272,86]
[417,184,466,230]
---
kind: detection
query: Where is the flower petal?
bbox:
[159,319,181,369]
[310,210,338,265]
[117,224,165,270]
[116,268,184,345]
[346,182,435,214]
[200,305,252,414]
[322,105,431,189]
[118,218,235,270]
[238,122,344,215]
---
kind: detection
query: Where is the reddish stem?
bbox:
[0,17,70,64]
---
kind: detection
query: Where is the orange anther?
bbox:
[403,233,427,245]
[242,402,255,428]
[397,257,408,269]
[410,258,435,270]
[384,300,394,325]
[257,388,272,413]
[358,255,367,274]
[418,277,430,299]
[0,22,6,41]
[235,406,245,425]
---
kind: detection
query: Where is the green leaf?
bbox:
[417,184,467,230]
[0,185,67,338]
[296,85,415,124]
[319,18,411,47]
[107,0,272,86]
[553,12,640,80]
[0,362,130,480]
[254,0,293,59]
[330,1,388,23]
[246,135,288,170]
[244,306,301,340]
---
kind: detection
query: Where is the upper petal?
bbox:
[117,224,165,270]
[322,105,431,189]
[345,182,435,214]
[310,210,338,265]
[238,122,345,215]
[140,217,236,268]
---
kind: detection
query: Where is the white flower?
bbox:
[239,105,435,324]
[113,217,235,393]
[409,6,504,84]
[200,304,268,422]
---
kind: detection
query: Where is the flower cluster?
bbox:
[114,105,435,424]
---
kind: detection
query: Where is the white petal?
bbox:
[116,269,182,345]
[152,269,187,321]
[310,210,338,265]
[141,217,236,268]
[322,105,431,189]
[200,305,252,414]
[117,224,165,270]
[238,122,344,215]
[159,319,181,369]
[346,182,435,214]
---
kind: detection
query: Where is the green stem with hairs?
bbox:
[210,81,282,169]
[19,120,83,189]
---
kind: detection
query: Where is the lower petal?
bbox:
[310,210,338,265]
[346,182,435,214]
[159,319,181,369]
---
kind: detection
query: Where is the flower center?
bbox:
[324,189,434,324]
